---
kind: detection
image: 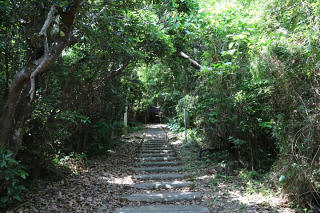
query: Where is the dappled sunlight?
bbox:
[205,187,293,213]
[145,134,166,139]
[196,175,211,180]
[105,175,134,185]
[171,140,183,145]
[145,124,167,129]
[229,190,284,208]
[172,137,296,213]
[193,174,293,212]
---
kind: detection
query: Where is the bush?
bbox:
[0,147,28,209]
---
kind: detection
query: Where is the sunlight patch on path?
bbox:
[106,175,134,185]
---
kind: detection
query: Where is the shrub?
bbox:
[0,146,28,209]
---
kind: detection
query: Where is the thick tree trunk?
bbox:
[0,0,82,150]
[9,87,32,155]
[0,68,30,149]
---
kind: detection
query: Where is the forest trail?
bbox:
[3,1,320,212]
[113,125,209,213]
[17,125,296,212]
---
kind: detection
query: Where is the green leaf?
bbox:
[229,42,234,49]
[7,158,19,165]
[17,185,26,191]
[0,161,6,167]
[5,152,13,158]
[13,195,22,201]
[227,49,236,55]
[279,175,286,183]
[19,170,28,179]
[60,31,65,37]
[0,196,9,203]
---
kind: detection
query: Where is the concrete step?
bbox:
[142,146,168,149]
[138,161,180,167]
[140,156,176,161]
[144,142,167,144]
[134,173,186,180]
[134,166,183,173]
[141,146,170,149]
[132,180,191,189]
[147,137,166,142]
[141,150,174,153]
[141,148,173,151]
[123,191,202,202]
[143,140,167,144]
[113,205,209,213]
[140,153,175,157]
[145,141,166,143]
[143,142,167,144]
[142,145,170,148]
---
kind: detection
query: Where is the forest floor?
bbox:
[167,129,296,213]
[14,131,143,212]
[13,125,296,212]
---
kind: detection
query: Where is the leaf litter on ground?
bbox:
[167,130,296,213]
[12,131,144,213]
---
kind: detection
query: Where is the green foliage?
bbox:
[2,0,320,210]
[238,169,274,195]
[168,119,184,133]
[52,151,88,171]
[128,121,144,133]
[0,147,28,209]
[138,0,320,208]
[86,120,123,157]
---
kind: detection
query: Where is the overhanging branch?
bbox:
[179,51,202,70]
[102,55,132,80]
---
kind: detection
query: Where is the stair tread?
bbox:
[123,191,202,202]
[134,173,186,180]
[132,181,191,189]
[113,205,209,213]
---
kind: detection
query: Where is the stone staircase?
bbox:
[113,127,209,213]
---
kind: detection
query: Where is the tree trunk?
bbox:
[0,68,31,149]
[9,87,32,155]
[4,36,10,98]
[249,138,254,171]
[0,0,82,151]
[124,105,128,134]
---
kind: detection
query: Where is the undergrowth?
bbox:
[0,147,28,210]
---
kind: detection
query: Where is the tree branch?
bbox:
[103,56,132,80]
[0,0,82,148]
[89,5,108,25]
[39,5,56,36]
[179,51,202,70]
[29,5,56,101]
